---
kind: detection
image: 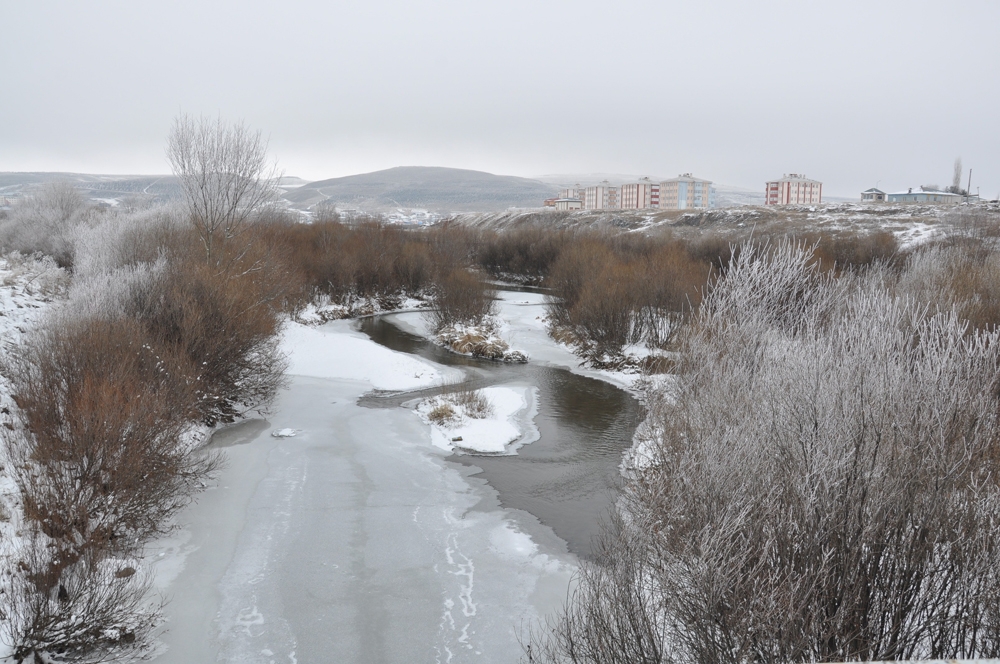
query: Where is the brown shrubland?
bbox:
[430,268,497,332]
[3,317,216,570]
[546,234,710,358]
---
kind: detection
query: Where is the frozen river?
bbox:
[149,292,639,663]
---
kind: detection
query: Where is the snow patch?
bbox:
[281,319,460,391]
[415,386,538,454]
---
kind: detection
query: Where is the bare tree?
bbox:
[166,114,280,259]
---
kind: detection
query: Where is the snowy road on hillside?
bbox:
[149,319,576,664]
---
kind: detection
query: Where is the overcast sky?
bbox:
[2,0,998,197]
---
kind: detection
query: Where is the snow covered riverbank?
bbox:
[0,254,69,658]
[386,290,644,393]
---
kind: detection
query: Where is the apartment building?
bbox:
[659,174,714,210]
[584,180,619,210]
[558,184,586,200]
[620,177,660,209]
[765,174,822,205]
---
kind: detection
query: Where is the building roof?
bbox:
[623,177,657,187]
[888,189,961,197]
[662,174,712,184]
[769,174,821,183]
[862,188,885,194]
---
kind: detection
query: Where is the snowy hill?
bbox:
[0,173,312,208]
[281,166,560,213]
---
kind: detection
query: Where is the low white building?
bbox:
[765,174,823,205]
[553,198,583,211]
[887,188,963,204]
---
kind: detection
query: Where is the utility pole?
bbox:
[967,168,973,204]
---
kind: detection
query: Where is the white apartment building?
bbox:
[559,184,586,200]
[620,177,660,209]
[765,174,823,205]
[659,174,714,210]
[584,180,619,210]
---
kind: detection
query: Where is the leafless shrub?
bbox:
[897,243,1000,333]
[123,232,292,424]
[528,240,1000,662]
[476,225,574,284]
[429,269,497,332]
[2,316,216,567]
[4,539,160,663]
[268,219,438,310]
[312,201,341,224]
[0,183,90,267]
[0,251,71,299]
[803,230,899,272]
[546,235,708,359]
[70,203,185,281]
[522,516,670,664]
[947,206,1000,240]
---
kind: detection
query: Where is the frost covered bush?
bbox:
[70,203,184,282]
[0,183,90,267]
[896,242,1000,333]
[527,241,1000,663]
[0,251,70,300]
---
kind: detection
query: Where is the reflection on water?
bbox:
[205,418,271,448]
[356,313,641,559]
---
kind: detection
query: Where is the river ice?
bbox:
[148,318,576,663]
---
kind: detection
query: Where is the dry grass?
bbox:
[450,389,495,419]
[427,402,457,425]
[425,389,495,425]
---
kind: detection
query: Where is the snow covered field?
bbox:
[282,318,459,390]
[148,317,576,663]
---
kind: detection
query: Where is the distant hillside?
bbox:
[0,173,183,204]
[713,184,764,207]
[282,166,560,212]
